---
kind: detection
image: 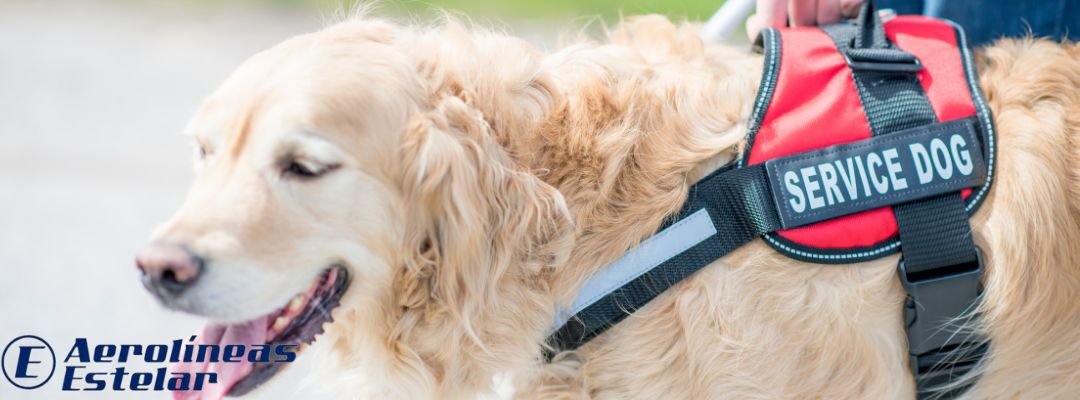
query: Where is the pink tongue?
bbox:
[171,317,269,400]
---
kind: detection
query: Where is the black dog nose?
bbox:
[135,242,204,299]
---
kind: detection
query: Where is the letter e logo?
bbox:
[2,335,55,389]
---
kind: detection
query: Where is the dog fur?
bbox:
[153,12,1080,399]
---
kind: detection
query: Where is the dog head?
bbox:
[137,18,571,399]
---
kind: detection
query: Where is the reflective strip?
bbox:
[553,209,717,329]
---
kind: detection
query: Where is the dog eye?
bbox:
[282,161,337,180]
[286,162,317,177]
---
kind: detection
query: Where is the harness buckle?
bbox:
[844,50,923,73]
[898,247,987,387]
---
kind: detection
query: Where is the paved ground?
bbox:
[0,1,333,398]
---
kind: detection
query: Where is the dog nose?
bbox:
[136,242,204,299]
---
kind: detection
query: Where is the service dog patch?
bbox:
[765,118,986,229]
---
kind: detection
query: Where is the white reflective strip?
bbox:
[553,209,717,330]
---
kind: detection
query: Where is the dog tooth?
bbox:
[273,316,291,332]
[288,295,305,312]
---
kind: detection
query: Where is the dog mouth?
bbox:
[171,266,350,400]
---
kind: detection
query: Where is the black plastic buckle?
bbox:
[844,51,923,73]
[899,247,986,379]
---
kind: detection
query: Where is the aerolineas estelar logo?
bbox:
[2,335,296,392]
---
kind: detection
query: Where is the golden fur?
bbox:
[152,11,1080,399]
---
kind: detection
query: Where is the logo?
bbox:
[3,335,56,389]
[2,335,296,393]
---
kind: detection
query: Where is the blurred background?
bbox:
[0,0,726,398]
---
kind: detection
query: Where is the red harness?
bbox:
[743,15,993,260]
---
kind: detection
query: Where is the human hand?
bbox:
[746,0,864,39]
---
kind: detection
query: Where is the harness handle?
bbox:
[845,0,923,72]
[854,0,888,50]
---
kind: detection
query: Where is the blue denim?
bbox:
[877,0,1079,46]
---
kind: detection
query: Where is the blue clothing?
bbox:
[877,0,1079,46]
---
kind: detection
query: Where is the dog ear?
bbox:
[393,93,573,344]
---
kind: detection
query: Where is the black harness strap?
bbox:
[547,164,782,351]
[823,3,987,398]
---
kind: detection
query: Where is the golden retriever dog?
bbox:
[136,10,1080,400]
